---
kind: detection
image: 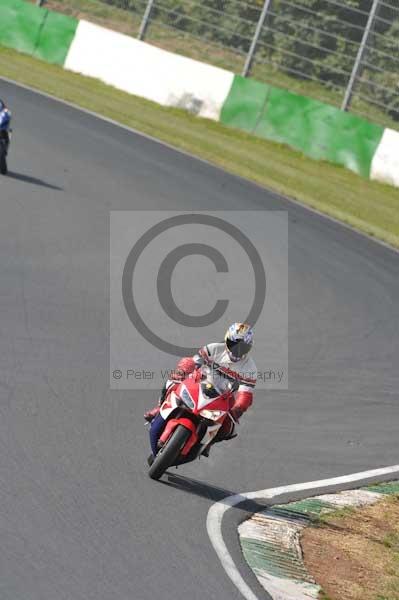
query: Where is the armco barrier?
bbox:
[0,0,398,188]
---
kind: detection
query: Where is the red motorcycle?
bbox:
[148,366,238,480]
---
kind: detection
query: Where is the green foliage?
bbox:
[100,0,398,120]
[147,0,261,53]
[256,0,369,88]
[362,19,399,119]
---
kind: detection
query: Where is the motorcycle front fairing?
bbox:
[158,376,232,457]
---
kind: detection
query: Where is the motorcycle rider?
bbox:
[0,99,12,151]
[145,323,257,457]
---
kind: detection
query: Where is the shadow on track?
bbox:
[162,473,267,514]
[7,171,63,190]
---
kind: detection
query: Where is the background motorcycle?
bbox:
[0,112,11,175]
[148,367,238,480]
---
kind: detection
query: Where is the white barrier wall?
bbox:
[370,128,399,188]
[64,20,234,121]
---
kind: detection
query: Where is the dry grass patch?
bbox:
[302,496,399,600]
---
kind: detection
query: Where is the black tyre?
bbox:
[0,151,7,175]
[148,424,191,480]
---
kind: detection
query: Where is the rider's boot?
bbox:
[202,426,237,457]
[144,405,160,423]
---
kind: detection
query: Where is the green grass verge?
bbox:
[314,505,356,526]
[1,44,399,248]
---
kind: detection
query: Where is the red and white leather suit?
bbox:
[173,342,257,430]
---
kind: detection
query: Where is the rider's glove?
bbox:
[170,356,196,381]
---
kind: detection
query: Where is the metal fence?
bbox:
[60,0,399,128]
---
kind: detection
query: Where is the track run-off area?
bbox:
[0,79,398,600]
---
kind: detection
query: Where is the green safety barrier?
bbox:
[35,9,78,65]
[0,0,77,65]
[221,75,384,178]
[0,0,43,56]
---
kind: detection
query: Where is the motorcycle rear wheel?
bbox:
[0,151,7,175]
[148,424,191,480]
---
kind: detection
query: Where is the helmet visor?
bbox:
[226,338,252,359]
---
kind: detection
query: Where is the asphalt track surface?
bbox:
[0,79,398,600]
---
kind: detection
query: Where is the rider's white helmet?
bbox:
[224,323,254,363]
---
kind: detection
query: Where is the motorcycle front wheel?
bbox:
[148,424,191,480]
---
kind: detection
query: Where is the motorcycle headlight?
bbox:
[180,386,194,409]
[199,409,224,421]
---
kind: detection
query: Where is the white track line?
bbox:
[206,464,399,600]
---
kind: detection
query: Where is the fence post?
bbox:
[138,0,156,41]
[341,0,379,111]
[242,0,273,77]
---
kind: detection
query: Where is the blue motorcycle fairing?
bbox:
[0,110,11,130]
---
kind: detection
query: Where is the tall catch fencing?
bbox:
[41,0,399,129]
